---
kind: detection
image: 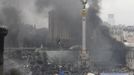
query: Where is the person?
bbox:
[57,39,61,48]
[59,68,64,75]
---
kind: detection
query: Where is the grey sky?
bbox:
[100,0,134,25]
[12,0,134,28]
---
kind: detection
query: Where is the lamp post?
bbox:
[0,26,8,75]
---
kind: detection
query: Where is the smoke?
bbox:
[0,0,128,71]
[35,0,52,13]
[0,0,49,47]
[86,0,127,69]
[0,0,49,28]
[34,0,128,69]
[0,0,22,47]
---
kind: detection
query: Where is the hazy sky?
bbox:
[100,0,134,25]
[12,0,134,28]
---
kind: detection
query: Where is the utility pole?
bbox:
[80,0,89,69]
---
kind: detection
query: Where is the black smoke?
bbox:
[1,6,22,47]
[86,0,127,69]
[34,0,128,70]
[0,0,49,48]
[0,0,128,72]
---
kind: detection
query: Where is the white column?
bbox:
[82,16,86,53]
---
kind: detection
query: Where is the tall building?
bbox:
[48,10,71,47]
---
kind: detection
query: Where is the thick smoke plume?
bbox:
[0,0,49,47]
[0,0,49,74]
[86,0,127,69]
[35,0,128,70]
[0,0,128,71]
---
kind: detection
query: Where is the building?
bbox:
[126,48,134,70]
[108,25,134,43]
[17,24,37,47]
[109,25,125,42]
[108,25,134,70]
[123,26,134,43]
[48,10,72,48]
[123,26,134,70]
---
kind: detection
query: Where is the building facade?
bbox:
[48,10,72,48]
[108,25,134,70]
[126,47,134,70]
[109,25,125,42]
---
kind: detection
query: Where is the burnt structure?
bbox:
[0,27,8,75]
